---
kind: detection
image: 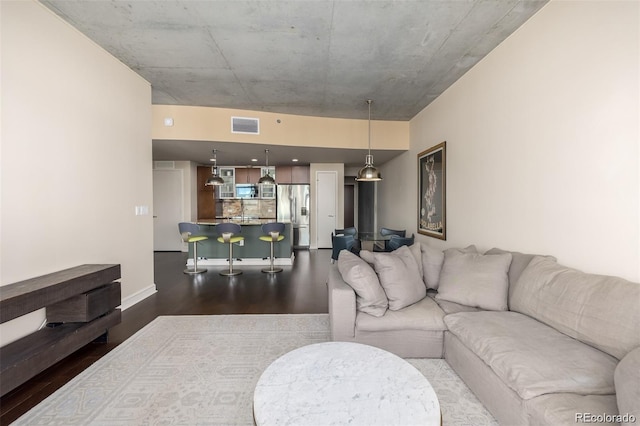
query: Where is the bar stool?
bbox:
[178,222,208,274]
[215,223,244,276]
[259,222,286,273]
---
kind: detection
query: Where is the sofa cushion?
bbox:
[525,394,619,426]
[510,256,640,360]
[337,250,388,317]
[408,243,424,280]
[362,245,426,311]
[420,244,444,290]
[614,347,640,423]
[433,297,481,315]
[444,311,618,400]
[356,295,446,332]
[436,250,512,311]
[484,247,556,288]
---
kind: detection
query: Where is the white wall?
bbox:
[0,1,154,345]
[379,0,639,282]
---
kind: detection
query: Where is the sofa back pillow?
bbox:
[421,244,444,290]
[361,245,426,311]
[436,249,512,311]
[510,256,640,360]
[337,250,388,317]
[421,244,477,290]
[485,248,556,288]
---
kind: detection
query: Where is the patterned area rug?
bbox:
[15,314,496,425]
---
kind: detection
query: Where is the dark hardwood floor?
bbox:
[0,249,332,425]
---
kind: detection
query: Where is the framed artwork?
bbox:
[418,142,446,239]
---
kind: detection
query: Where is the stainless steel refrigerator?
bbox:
[277,184,310,248]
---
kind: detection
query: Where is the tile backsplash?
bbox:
[221,199,276,219]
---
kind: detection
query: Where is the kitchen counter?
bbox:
[198,217,277,225]
[187,222,293,267]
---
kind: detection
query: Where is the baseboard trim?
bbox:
[119,284,157,311]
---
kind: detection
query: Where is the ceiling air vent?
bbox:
[154,161,175,169]
[231,116,260,135]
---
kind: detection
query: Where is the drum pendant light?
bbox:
[205,149,224,186]
[356,99,382,182]
[258,149,276,185]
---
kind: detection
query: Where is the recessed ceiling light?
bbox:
[292,158,299,162]
[251,158,258,162]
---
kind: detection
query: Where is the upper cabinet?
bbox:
[276,166,292,184]
[259,167,276,198]
[218,167,235,198]
[291,166,310,184]
[276,165,309,184]
[235,167,261,185]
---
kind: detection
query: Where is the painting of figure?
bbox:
[418,142,446,239]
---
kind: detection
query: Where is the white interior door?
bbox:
[316,171,337,248]
[153,169,183,251]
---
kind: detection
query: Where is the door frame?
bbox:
[314,170,338,249]
[153,168,184,251]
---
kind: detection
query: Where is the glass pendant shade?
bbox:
[356,100,382,182]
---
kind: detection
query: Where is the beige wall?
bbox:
[0,1,154,345]
[378,0,640,282]
[152,105,409,150]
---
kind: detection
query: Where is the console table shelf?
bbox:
[0,264,121,396]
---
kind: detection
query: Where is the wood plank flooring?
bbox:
[0,249,331,425]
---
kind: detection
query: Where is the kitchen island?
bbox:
[186,222,294,267]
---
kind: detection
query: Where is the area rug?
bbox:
[15,314,496,425]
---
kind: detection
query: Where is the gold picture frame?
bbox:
[418,142,446,239]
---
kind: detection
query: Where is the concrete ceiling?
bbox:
[40,0,547,166]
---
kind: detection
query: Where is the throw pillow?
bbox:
[359,249,374,265]
[421,244,477,290]
[436,250,512,311]
[369,245,426,311]
[408,243,423,279]
[337,250,388,317]
[421,244,444,290]
[485,247,556,288]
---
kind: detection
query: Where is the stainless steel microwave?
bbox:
[235,184,258,198]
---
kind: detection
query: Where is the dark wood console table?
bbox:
[0,264,121,396]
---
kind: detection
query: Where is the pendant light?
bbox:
[205,149,224,186]
[356,99,382,182]
[258,149,276,185]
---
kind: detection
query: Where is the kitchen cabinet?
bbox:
[276,166,292,184]
[291,166,310,184]
[260,167,276,198]
[197,166,216,220]
[218,167,235,199]
[276,165,310,184]
[235,167,261,185]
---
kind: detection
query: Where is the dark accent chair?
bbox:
[387,233,415,251]
[335,227,360,254]
[331,233,355,263]
[374,228,406,252]
[335,227,357,236]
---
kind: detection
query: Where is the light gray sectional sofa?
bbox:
[328,244,640,425]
